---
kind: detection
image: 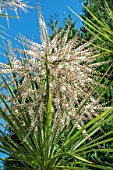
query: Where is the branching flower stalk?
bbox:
[0,2,113,169]
[0,0,30,15]
[0,0,33,37]
[0,3,107,137]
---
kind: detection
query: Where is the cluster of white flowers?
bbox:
[0,0,32,16]
[0,3,105,141]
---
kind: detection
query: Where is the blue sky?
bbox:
[1,0,83,44]
[0,0,83,167]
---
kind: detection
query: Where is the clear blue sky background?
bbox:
[0,0,83,167]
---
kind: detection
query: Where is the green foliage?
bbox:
[81,0,113,39]
[68,0,113,167]
[0,1,113,170]
[48,14,79,41]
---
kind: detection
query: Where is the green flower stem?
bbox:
[44,53,52,168]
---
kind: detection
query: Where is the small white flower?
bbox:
[61,86,66,91]
[58,64,63,70]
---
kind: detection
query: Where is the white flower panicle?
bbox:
[0,4,106,141]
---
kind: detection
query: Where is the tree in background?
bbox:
[80,0,113,110]
[80,0,113,109]
[48,13,78,40]
[81,0,113,38]
[73,0,113,167]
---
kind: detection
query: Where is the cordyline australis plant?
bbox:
[0,3,113,170]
